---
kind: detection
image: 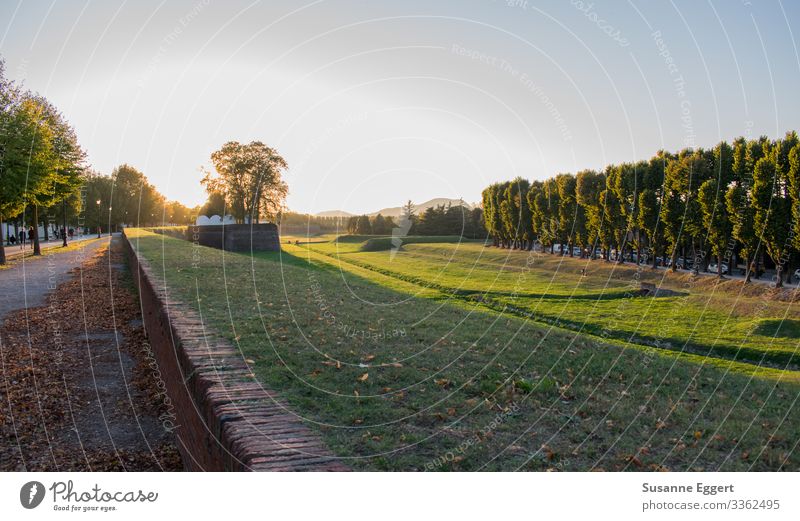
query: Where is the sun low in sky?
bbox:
[2,0,798,214]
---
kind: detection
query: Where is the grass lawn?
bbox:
[301,238,800,368]
[129,229,800,471]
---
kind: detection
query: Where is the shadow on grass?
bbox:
[256,247,800,371]
[752,319,800,338]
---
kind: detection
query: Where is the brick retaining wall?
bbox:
[186,224,280,252]
[123,231,348,471]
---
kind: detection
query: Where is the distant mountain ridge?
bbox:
[315,198,474,219]
[315,210,355,218]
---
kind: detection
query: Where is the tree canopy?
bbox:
[202,141,288,224]
[482,131,800,288]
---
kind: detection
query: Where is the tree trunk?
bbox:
[652,241,659,269]
[670,248,677,272]
[32,206,41,256]
[744,254,752,283]
[717,253,723,278]
[0,215,5,265]
[775,262,783,288]
[756,251,763,279]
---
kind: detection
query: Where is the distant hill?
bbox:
[315,198,473,219]
[369,198,473,218]
[315,210,355,218]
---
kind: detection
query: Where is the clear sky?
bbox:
[2,0,799,214]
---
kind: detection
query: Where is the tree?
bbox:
[725,138,759,281]
[82,172,113,236]
[503,178,531,249]
[204,141,288,224]
[789,144,800,254]
[0,63,31,263]
[11,95,60,256]
[752,154,792,287]
[660,150,696,272]
[167,200,197,224]
[481,131,800,296]
[355,214,372,235]
[346,215,359,234]
[39,98,86,242]
[200,191,226,218]
[576,170,605,259]
[604,165,629,262]
[111,164,163,228]
[483,185,503,246]
[371,214,392,235]
[638,153,667,268]
[556,173,581,256]
[397,200,416,237]
[698,141,734,277]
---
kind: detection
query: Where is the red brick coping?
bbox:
[123,231,348,471]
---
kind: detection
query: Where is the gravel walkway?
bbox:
[0,237,107,322]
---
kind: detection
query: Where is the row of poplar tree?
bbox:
[482,131,800,287]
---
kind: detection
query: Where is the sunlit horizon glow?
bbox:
[2,0,799,214]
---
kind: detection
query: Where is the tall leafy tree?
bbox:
[204,141,288,224]
[13,95,59,256]
[531,178,559,253]
[604,165,630,262]
[638,152,667,267]
[752,154,792,287]
[555,173,579,256]
[503,178,531,249]
[789,143,800,254]
[82,171,113,236]
[0,64,32,263]
[698,141,734,277]
[200,191,226,218]
[110,164,164,228]
[482,184,503,247]
[576,170,605,259]
[355,214,372,235]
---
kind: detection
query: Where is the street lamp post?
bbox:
[96,199,101,238]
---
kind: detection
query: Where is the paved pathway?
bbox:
[0,236,108,323]
[3,234,97,260]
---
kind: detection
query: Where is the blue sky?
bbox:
[1,0,798,213]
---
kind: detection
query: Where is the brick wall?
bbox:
[123,231,347,471]
[185,224,280,252]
